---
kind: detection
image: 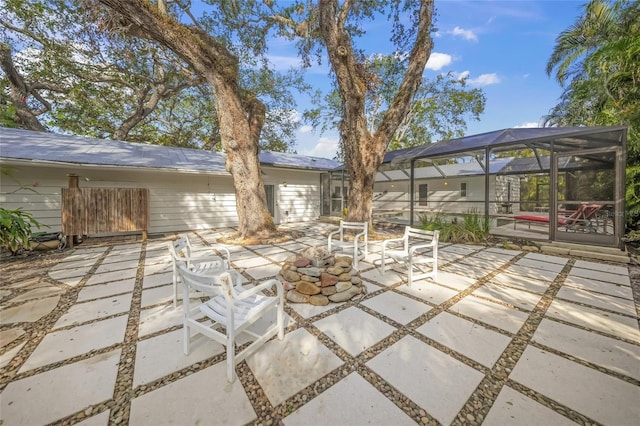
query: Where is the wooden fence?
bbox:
[61,188,149,239]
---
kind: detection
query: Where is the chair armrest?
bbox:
[382,237,405,249]
[176,253,227,264]
[209,245,231,261]
[354,231,366,242]
[236,278,283,300]
[409,242,436,256]
[328,229,341,240]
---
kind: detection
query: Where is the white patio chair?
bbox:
[167,234,231,308]
[327,220,368,269]
[380,227,439,286]
[178,265,285,383]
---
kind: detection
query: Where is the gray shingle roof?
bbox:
[0,128,340,173]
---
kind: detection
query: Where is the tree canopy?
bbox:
[0,0,303,152]
[546,0,639,233]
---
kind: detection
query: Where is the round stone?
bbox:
[286,290,310,303]
[309,294,330,306]
[335,281,352,292]
[296,281,321,295]
[294,258,311,267]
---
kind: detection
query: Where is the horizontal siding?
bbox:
[1,164,323,235]
[0,175,66,231]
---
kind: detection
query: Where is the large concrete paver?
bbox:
[129,362,256,426]
[361,291,432,325]
[472,282,543,311]
[569,267,630,286]
[0,296,60,324]
[451,296,529,334]
[564,275,634,300]
[54,293,132,328]
[78,278,135,301]
[1,349,121,425]
[396,280,459,305]
[134,328,224,386]
[484,386,578,426]
[314,306,396,356]
[20,315,128,372]
[246,328,343,407]
[510,346,640,425]
[532,318,640,381]
[546,299,640,343]
[417,311,511,368]
[283,372,415,426]
[367,335,484,425]
[556,286,637,316]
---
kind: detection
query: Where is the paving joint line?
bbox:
[108,240,147,425]
[0,246,113,391]
[452,257,577,425]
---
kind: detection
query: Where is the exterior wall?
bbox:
[493,175,521,214]
[373,176,493,217]
[0,163,321,235]
[261,168,321,224]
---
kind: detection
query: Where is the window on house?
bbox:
[460,182,467,197]
[418,184,428,206]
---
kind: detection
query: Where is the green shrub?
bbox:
[419,209,490,244]
[0,207,42,254]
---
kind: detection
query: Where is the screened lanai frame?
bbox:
[325,126,627,248]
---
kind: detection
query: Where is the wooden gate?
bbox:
[61,187,149,239]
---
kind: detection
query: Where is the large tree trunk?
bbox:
[96,0,275,238]
[318,0,434,224]
[0,43,47,131]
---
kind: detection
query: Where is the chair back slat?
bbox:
[340,221,368,231]
[405,227,438,242]
[177,263,235,296]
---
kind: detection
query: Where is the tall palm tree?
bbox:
[546,0,619,86]
[546,0,640,233]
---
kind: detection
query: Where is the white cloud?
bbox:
[451,71,500,86]
[450,26,478,42]
[299,125,314,133]
[452,70,470,80]
[425,52,453,71]
[300,136,339,159]
[468,73,501,86]
[514,121,539,128]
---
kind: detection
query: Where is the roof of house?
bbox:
[0,128,340,173]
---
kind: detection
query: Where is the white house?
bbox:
[371,158,521,222]
[0,128,339,236]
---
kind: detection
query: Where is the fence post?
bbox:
[67,174,79,248]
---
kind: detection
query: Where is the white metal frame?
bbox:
[178,266,285,383]
[167,234,231,308]
[380,227,439,286]
[327,220,368,269]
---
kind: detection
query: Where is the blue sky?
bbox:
[265,0,586,159]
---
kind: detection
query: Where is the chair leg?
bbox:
[183,324,191,355]
[277,301,284,340]
[407,259,413,288]
[172,269,178,309]
[226,335,236,383]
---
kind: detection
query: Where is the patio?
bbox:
[1,221,639,425]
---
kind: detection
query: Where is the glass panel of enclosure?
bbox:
[321,171,349,217]
[554,150,617,246]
